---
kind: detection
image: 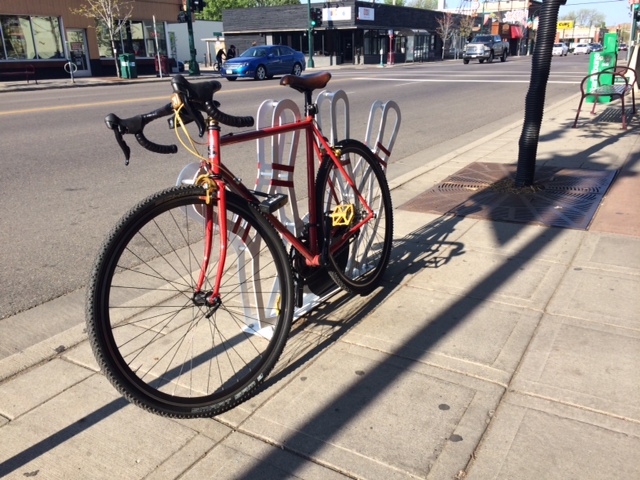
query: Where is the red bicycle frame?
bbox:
[195,113,376,298]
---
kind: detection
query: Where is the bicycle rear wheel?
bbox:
[86,185,294,418]
[316,139,393,295]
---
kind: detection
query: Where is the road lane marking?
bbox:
[0,96,169,116]
[352,77,578,84]
[0,83,291,116]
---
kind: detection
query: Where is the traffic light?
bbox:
[313,8,322,28]
[310,9,317,29]
[310,8,322,29]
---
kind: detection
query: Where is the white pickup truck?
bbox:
[462,34,509,64]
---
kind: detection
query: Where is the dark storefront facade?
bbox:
[222,2,460,66]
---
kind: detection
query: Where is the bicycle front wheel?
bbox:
[316,139,394,295]
[86,185,294,418]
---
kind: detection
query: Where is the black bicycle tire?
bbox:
[86,185,294,418]
[315,139,393,295]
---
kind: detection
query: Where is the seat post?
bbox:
[304,90,314,117]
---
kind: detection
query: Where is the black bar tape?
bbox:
[135,132,178,155]
[205,101,254,128]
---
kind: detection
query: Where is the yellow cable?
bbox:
[173,105,206,161]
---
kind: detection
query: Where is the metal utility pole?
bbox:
[515,0,566,187]
[186,0,200,76]
[629,5,638,63]
[307,0,315,68]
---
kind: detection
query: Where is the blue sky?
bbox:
[445,0,633,27]
[559,0,632,26]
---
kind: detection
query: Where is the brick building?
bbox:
[1,0,181,78]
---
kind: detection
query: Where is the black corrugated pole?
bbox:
[516,0,567,187]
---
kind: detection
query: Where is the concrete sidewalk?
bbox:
[1,74,639,479]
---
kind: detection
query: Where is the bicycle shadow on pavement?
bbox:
[258,213,468,392]
[230,118,640,478]
[226,187,583,479]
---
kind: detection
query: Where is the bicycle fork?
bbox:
[192,120,227,317]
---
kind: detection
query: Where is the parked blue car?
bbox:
[221,45,306,81]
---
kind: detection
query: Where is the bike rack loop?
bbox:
[364,100,401,173]
[254,98,304,239]
[316,89,350,145]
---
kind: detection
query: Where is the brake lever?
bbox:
[182,101,206,137]
[113,128,131,165]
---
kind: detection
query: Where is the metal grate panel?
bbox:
[399,162,617,230]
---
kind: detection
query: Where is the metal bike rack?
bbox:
[316,89,350,144]
[364,100,401,173]
[255,98,304,238]
[317,89,401,173]
[254,97,340,319]
[174,91,402,330]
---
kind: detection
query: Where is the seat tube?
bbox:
[306,125,319,253]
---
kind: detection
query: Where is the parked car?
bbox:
[552,43,569,56]
[573,43,592,54]
[619,43,628,51]
[221,45,306,81]
[589,43,603,52]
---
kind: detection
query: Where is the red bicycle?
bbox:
[86,72,393,418]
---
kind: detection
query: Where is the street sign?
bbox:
[557,21,574,29]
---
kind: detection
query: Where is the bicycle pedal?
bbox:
[252,191,289,214]
[331,204,354,226]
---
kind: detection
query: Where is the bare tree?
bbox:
[458,14,474,42]
[71,0,134,77]
[560,8,605,28]
[436,12,455,59]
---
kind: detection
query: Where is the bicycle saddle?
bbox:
[280,71,331,94]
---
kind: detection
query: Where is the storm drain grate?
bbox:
[399,162,617,230]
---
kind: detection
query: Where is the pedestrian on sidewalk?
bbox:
[215,48,226,70]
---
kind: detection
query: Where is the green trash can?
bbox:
[119,53,137,79]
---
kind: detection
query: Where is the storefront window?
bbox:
[96,19,167,58]
[143,20,166,56]
[394,36,406,54]
[124,21,146,57]
[362,29,377,55]
[31,16,64,58]
[1,15,64,60]
[1,15,35,60]
[96,21,113,58]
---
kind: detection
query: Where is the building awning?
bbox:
[510,25,524,39]
[396,28,429,36]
